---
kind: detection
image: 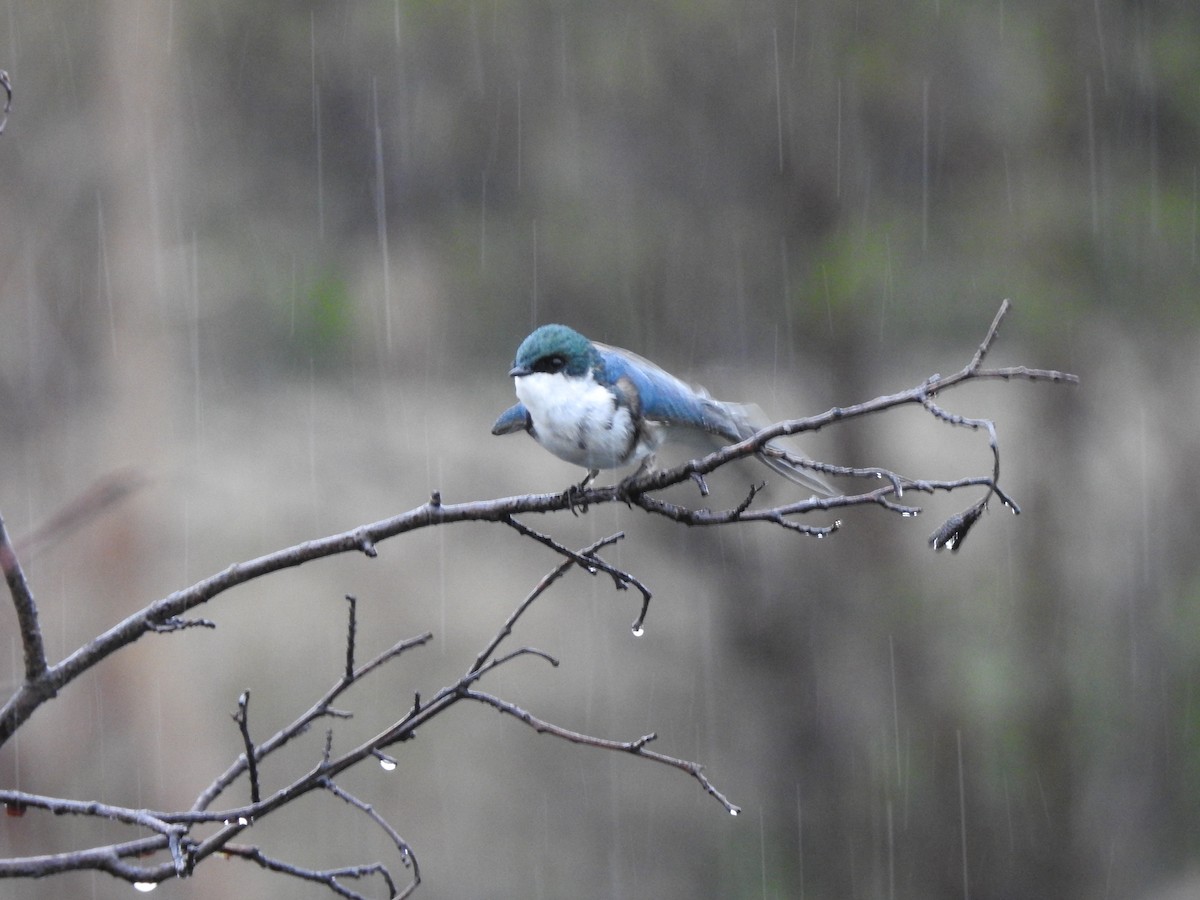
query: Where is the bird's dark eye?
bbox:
[534,354,566,374]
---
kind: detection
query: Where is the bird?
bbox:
[491,323,832,496]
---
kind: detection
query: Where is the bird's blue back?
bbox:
[594,343,743,441]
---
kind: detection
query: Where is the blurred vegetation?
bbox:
[0,2,1197,899]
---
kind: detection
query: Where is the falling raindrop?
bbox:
[96,194,117,358]
[921,77,930,251]
[311,11,324,240]
[479,172,487,269]
[772,27,783,174]
[372,77,391,351]
[530,218,539,325]
[1085,76,1099,235]
[835,78,843,198]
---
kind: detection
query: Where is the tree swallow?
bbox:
[492,324,831,496]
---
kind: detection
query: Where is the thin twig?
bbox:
[193,631,432,813]
[218,845,401,900]
[469,532,623,675]
[323,779,420,896]
[344,594,357,681]
[0,514,48,684]
[464,688,741,815]
[501,517,654,632]
[232,691,261,806]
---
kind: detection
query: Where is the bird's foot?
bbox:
[562,470,598,515]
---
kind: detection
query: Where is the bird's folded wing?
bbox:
[600,346,833,496]
[491,403,532,436]
[596,344,741,440]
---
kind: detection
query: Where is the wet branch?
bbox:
[0,299,1076,895]
[232,692,261,806]
[0,533,732,895]
[605,299,1076,553]
[463,687,741,815]
[0,515,48,684]
[0,303,1075,746]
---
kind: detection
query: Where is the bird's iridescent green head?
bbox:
[509,324,599,378]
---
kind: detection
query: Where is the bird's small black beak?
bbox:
[508,364,531,378]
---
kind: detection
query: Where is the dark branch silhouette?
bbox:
[0,301,1077,896]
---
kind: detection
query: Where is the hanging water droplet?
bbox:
[380,758,397,772]
[133,883,157,894]
[631,624,644,637]
[729,808,739,817]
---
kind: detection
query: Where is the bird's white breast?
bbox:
[514,371,642,469]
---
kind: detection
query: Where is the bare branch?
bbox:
[967,296,1011,370]
[231,691,261,806]
[323,779,420,896]
[501,517,654,632]
[468,532,624,675]
[218,844,406,900]
[344,594,358,680]
[0,299,1077,895]
[463,688,741,815]
[0,302,1077,746]
[192,630,433,814]
[0,514,49,684]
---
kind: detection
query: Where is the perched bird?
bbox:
[491,324,831,496]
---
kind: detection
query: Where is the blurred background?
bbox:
[0,2,1197,898]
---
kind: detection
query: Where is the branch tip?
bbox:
[344,594,358,680]
[232,691,261,805]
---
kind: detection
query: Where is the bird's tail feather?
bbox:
[720,401,835,497]
[755,445,835,497]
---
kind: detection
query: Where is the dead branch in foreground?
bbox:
[0,301,1076,896]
